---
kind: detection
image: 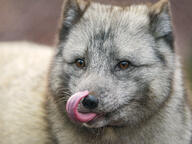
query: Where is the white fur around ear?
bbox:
[150,0,169,16]
[77,0,90,11]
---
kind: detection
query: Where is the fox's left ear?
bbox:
[149,0,174,49]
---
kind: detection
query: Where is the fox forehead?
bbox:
[83,3,150,25]
[62,3,154,61]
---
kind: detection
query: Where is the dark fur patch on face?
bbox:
[155,32,174,51]
[154,48,166,65]
[89,28,113,51]
[58,73,71,99]
[94,28,112,42]
[55,45,64,57]
[163,32,174,49]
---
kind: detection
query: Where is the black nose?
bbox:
[82,95,98,109]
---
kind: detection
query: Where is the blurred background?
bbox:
[0,0,191,91]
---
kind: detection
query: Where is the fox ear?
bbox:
[149,0,174,49]
[59,0,90,41]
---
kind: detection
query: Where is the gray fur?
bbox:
[47,0,192,144]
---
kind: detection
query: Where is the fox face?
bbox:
[49,0,175,128]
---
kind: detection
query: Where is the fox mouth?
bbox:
[66,91,97,123]
[66,91,127,128]
[66,91,108,127]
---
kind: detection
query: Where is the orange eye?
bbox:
[75,59,85,68]
[118,61,129,70]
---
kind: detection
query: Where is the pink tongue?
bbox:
[66,91,97,123]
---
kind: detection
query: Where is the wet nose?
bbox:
[82,95,98,109]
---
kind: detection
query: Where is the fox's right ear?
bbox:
[59,0,90,41]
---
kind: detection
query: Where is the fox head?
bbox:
[49,0,175,128]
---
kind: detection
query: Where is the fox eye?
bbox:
[118,61,130,70]
[75,59,85,68]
